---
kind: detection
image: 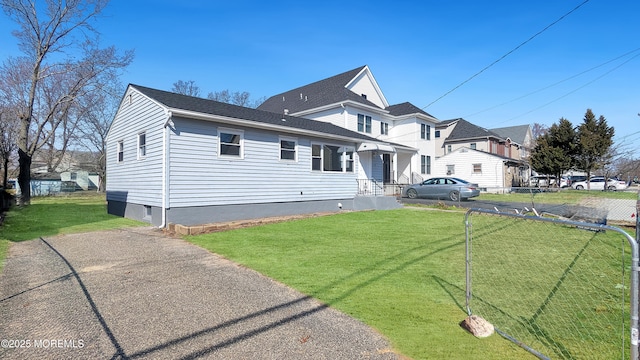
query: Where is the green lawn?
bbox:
[477,188,637,204]
[1,191,634,358]
[0,192,143,271]
[187,208,528,359]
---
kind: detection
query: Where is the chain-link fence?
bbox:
[465,208,638,359]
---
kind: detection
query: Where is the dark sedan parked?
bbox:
[404,177,480,201]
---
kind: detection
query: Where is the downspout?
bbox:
[161,110,173,228]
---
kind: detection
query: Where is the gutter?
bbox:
[160,110,172,228]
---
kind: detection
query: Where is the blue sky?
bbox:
[1,0,639,154]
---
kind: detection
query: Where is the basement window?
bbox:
[143,205,152,220]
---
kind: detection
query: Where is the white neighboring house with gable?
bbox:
[106,85,401,226]
[434,147,526,193]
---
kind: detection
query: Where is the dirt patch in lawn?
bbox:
[164,211,348,236]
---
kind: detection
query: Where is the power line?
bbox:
[463,47,640,119]
[505,52,640,121]
[422,0,591,109]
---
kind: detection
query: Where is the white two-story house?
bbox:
[258,66,439,191]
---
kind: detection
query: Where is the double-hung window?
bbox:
[421,123,431,140]
[357,114,372,133]
[421,155,431,175]
[380,122,389,135]
[343,148,354,172]
[138,132,146,159]
[312,144,322,171]
[219,129,243,158]
[117,141,124,162]
[280,137,297,161]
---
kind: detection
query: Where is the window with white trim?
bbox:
[421,123,431,140]
[447,164,455,175]
[357,114,372,133]
[435,130,440,138]
[138,132,146,159]
[473,163,482,174]
[117,140,124,162]
[280,137,297,161]
[421,155,431,175]
[218,129,243,158]
[323,145,342,172]
[311,143,354,172]
[470,143,476,150]
[343,147,355,172]
[312,144,322,171]
[380,122,389,135]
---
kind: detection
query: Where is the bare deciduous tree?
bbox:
[0,109,18,188]
[171,80,201,97]
[0,0,133,205]
[207,89,265,108]
[74,81,124,191]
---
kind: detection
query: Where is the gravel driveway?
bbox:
[0,227,397,359]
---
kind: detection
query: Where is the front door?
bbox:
[382,154,391,184]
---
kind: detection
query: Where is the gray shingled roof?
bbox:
[490,125,530,145]
[385,102,436,118]
[131,84,386,142]
[442,118,503,141]
[257,66,382,114]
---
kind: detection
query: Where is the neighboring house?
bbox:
[258,65,439,186]
[434,118,531,188]
[436,118,509,157]
[106,85,401,226]
[434,147,527,192]
[29,173,62,196]
[490,124,534,161]
[60,170,99,191]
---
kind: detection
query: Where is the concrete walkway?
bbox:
[0,227,397,359]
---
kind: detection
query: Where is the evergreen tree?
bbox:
[575,109,614,189]
[530,118,576,186]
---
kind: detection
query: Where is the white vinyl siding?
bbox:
[168,118,358,208]
[434,148,504,191]
[106,89,165,207]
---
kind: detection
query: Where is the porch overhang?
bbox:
[357,142,396,153]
